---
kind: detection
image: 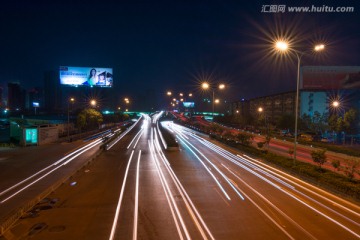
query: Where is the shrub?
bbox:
[311,149,327,168]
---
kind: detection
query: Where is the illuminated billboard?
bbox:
[59,66,113,87]
[183,102,195,108]
[301,66,360,90]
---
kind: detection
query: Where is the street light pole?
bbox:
[293,53,301,165]
[212,89,215,120]
[275,41,325,165]
[67,98,74,142]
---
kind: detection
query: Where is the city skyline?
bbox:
[0,1,359,108]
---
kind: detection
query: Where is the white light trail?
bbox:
[133,150,141,240]
[153,127,215,240]
[107,117,142,150]
[223,164,316,240]
[148,139,189,240]
[177,137,231,200]
[172,123,360,238]
[109,150,135,240]
[171,126,245,201]
[0,139,103,203]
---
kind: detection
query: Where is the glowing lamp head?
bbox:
[258,107,263,112]
[219,84,225,90]
[314,44,325,51]
[275,41,288,52]
[332,101,339,107]
[202,82,210,90]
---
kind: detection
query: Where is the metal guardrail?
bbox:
[0,147,103,237]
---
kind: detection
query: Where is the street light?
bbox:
[275,40,325,164]
[258,107,268,135]
[202,82,225,120]
[67,97,75,141]
[332,101,340,108]
[167,91,172,96]
[90,99,96,107]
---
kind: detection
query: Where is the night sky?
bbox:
[1,0,360,110]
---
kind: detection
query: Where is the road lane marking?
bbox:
[133,150,141,240]
[148,139,188,240]
[153,129,215,240]
[109,150,135,240]
[0,139,103,203]
[224,165,317,240]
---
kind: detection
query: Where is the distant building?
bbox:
[44,71,62,113]
[300,66,360,118]
[0,87,3,108]
[231,98,249,116]
[7,82,26,112]
[231,66,360,132]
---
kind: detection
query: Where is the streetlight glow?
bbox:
[167,91,172,96]
[90,99,96,106]
[219,84,225,89]
[215,99,220,104]
[314,44,325,51]
[258,107,263,112]
[275,40,288,52]
[332,101,340,107]
[202,82,210,90]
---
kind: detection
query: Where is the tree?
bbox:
[343,108,359,144]
[342,157,359,180]
[235,133,253,146]
[310,149,327,169]
[331,159,341,171]
[76,108,103,131]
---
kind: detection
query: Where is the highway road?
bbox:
[1,113,360,239]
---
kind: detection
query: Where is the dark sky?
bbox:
[1,0,359,109]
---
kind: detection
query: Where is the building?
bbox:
[248,91,296,124]
[300,66,360,118]
[7,82,26,112]
[44,70,62,113]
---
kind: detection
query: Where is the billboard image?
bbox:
[183,102,195,108]
[59,66,113,87]
[301,66,360,90]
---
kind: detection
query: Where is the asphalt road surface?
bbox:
[2,113,360,240]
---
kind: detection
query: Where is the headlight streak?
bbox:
[237,154,360,217]
[170,127,244,201]
[173,124,360,238]
[133,150,141,240]
[223,164,316,240]
[127,129,143,149]
[192,136,286,191]
[176,137,231,201]
[0,139,103,203]
[54,139,103,165]
[107,117,143,150]
[240,154,360,227]
[133,130,144,150]
[148,139,188,240]
[153,127,215,240]
[191,134,295,190]
[201,138,360,237]
[109,150,135,240]
[156,121,168,150]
